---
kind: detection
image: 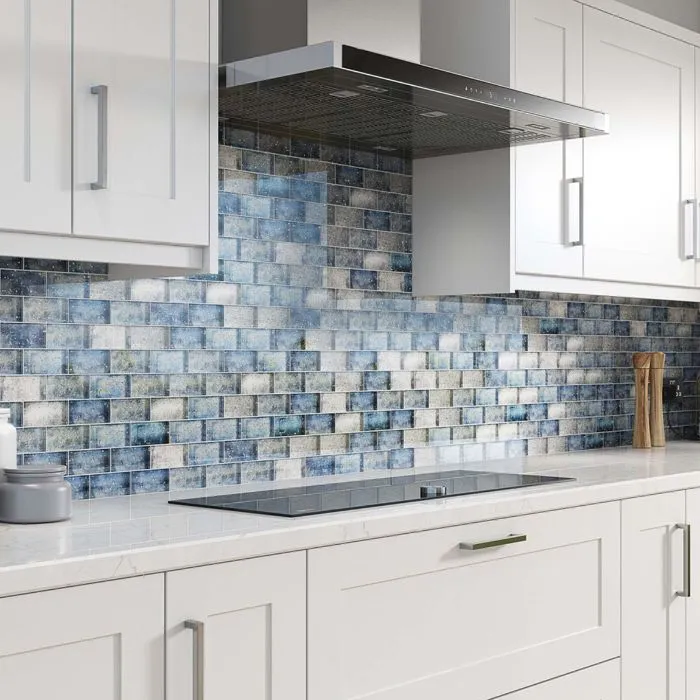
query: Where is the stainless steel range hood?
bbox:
[220,41,608,159]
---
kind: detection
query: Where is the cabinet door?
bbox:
[0,575,164,700]
[514,0,584,279]
[686,488,700,699]
[583,8,695,288]
[308,503,620,700]
[73,0,212,247]
[166,552,306,700]
[498,660,620,699]
[0,0,71,235]
[621,492,686,700]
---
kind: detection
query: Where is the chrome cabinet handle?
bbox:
[677,524,692,598]
[90,85,109,190]
[185,620,205,700]
[565,178,583,246]
[460,534,527,551]
[682,200,695,260]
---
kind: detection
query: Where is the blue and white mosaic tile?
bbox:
[0,125,699,498]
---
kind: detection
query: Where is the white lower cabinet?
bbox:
[621,492,687,700]
[308,502,621,700]
[0,575,164,700]
[166,551,306,700]
[497,661,620,699]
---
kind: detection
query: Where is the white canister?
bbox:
[0,409,18,470]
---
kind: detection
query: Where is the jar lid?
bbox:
[3,465,66,481]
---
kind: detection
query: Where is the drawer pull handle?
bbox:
[459,534,527,551]
[185,620,205,700]
[677,524,692,598]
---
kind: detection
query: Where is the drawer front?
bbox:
[499,660,620,699]
[308,502,620,700]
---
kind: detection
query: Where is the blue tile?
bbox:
[350,270,378,290]
[66,475,90,500]
[69,350,110,374]
[1,324,46,348]
[150,303,188,326]
[69,299,110,324]
[219,192,242,214]
[171,327,205,349]
[304,456,335,477]
[112,447,151,471]
[131,468,169,494]
[130,422,169,446]
[290,222,322,244]
[290,393,320,414]
[306,414,334,434]
[274,199,306,222]
[190,304,224,327]
[224,439,258,462]
[364,411,390,431]
[90,472,131,499]
[189,397,222,419]
[225,351,256,372]
[507,405,528,422]
[257,176,290,198]
[1,270,46,295]
[273,416,304,437]
[348,351,377,371]
[364,210,391,231]
[289,351,319,371]
[69,400,110,424]
[348,392,376,412]
[364,371,390,390]
[389,449,414,469]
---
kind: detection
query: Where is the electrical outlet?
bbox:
[663,379,683,405]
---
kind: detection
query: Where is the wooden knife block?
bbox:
[633,352,666,449]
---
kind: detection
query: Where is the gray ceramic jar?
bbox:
[0,465,72,524]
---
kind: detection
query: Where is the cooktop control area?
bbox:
[170,470,573,517]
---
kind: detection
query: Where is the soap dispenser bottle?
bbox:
[0,409,18,471]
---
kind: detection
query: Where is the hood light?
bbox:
[358,84,388,94]
[420,111,448,118]
[526,123,551,130]
[374,145,397,151]
[499,127,526,135]
[330,90,360,98]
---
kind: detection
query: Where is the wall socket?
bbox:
[663,379,683,405]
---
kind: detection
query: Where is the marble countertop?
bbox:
[2,442,700,597]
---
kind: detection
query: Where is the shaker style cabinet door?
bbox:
[73,0,212,248]
[582,8,696,288]
[685,488,700,699]
[621,492,687,700]
[0,576,165,700]
[514,0,584,279]
[0,0,71,235]
[308,503,620,700]
[166,552,306,700]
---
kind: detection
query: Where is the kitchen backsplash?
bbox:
[0,125,698,498]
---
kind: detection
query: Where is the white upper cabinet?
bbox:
[582,7,696,288]
[0,0,71,236]
[73,0,212,248]
[514,0,584,279]
[0,0,216,274]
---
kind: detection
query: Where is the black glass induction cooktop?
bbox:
[169,470,573,518]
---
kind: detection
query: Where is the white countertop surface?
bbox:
[2,442,700,598]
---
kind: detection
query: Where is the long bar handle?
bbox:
[565,178,583,246]
[460,534,527,551]
[91,85,109,190]
[677,524,692,598]
[683,200,695,260]
[184,620,205,700]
